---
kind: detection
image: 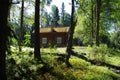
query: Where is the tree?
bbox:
[40,0,52,27]
[59,2,71,27]
[75,0,120,48]
[51,5,59,26]
[19,0,24,51]
[66,0,77,67]
[74,0,102,46]
[60,2,65,26]
[0,0,12,79]
[34,0,52,61]
[74,0,96,46]
[90,0,95,46]
[63,13,71,26]
[34,0,42,61]
[110,30,120,49]
[41,0,52,7]
[43,12,51,27]
[96,0,101,46]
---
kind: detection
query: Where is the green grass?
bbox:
[42,54,120,80]
[7,46,120,80]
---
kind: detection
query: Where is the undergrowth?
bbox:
[6,46,120,80]
[87,44,120,66]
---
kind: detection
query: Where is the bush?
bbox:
[87,44,109,62]
[110,30,120,49]
[11,38,18,46]
[6,51,44,80]
[23,34,31,47]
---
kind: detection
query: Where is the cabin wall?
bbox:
[40,32,68,47]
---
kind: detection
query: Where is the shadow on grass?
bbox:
[37,64,76,80]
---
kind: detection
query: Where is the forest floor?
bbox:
[7,45,120,80]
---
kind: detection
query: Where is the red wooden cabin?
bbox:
[40,26,69,47]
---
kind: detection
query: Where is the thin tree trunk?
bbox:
[19,0,24,52]
[0,0,11,80]
[96,0,101,46]
[34,0,42,61]
[91,0,94,46]
[66,0,75,67]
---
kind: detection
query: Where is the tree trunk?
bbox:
[34,0,42,61]
[0,0,11,80]
[96,0,101,46]
[19,0,24,52]
[66,0,75,67]
[91,0,94,46]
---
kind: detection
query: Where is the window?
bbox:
[42,38,47,44]
[57,37,62,44]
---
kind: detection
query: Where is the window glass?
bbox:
[57,37,62,44]
[42,38,47,44]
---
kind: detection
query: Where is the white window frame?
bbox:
[42,38,47,44]
[57,37,62,44]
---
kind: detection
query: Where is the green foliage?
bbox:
[40,0,52,7]
[24,15,34,26]
[75,0,120,47]
[6,47,120,80]
[51,5,59,26]
[59,12,71,27]
[110,30,120,49]
[41,42,58,54]
[59,2,65,26]
[74,0,95,45]
[43,12,51,27]
[99,31,110,46]
[23,34,31,47]
[81,67,114,80]
[87,44,120,67]
[87,44,109,62]
[7,50,44,80]
[11,38,18,46]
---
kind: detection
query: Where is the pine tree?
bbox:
[61,2,65,26]
[51,5,59,26]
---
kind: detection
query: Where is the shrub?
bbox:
[23,34,31,47]
[87,44,109,62]
[6,51,44,80]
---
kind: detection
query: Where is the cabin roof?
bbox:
[40,27,69,33]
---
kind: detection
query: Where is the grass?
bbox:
[7,46,120,80]
[42,54,120,80]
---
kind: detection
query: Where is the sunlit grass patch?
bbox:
[70,58,90,69]
[69,57,120,80]
[88,66,120,80]
[73,46,88,53]
[41,48,58,53]
[107,56,120,66]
